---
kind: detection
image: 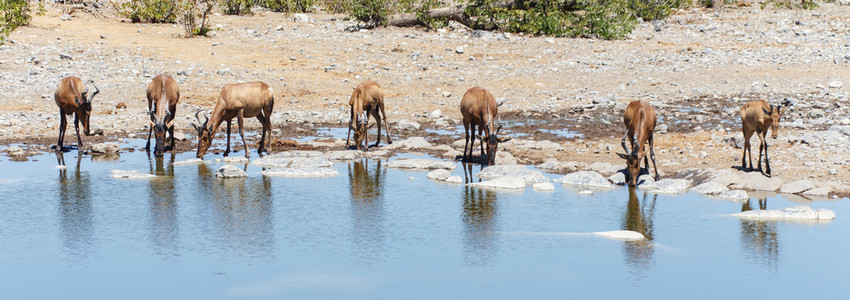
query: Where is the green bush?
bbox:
[118,0,178,23]
[260,0,318,12]
[349,0,391,27]
[1,0,34,43]
[220,0,255,15]
[179,0,215,36]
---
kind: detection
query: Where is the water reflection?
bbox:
[462,184,498,265]
[622,187,656,270]
[740,196,779,268]
[56,152,93,257]
[147,153,179,257]
[198,163,274,258]
[348,159,386,261]
[462,162,483,184]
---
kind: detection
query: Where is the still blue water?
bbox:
[0,149,848,299]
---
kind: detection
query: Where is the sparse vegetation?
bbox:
[117,0,178,23]
[260,0,318,12]
[220,0,254,15]
[178,0,215,36]
[1,0,35,44]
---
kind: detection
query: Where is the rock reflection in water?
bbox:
[147,153,179,256]
[56,152,93,257]
[198,163,274,258]
[622,187,656,270]
[348,159,386,261]
[739,197,779,268]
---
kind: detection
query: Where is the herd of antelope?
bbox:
[53,75,789,186]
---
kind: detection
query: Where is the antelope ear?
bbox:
[149,120,156,128]
[762,107,771,115]
[498,136,511,143]
[617,153,629,159]
[475,134,485,141]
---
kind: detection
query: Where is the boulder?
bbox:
[91,142,120,154]
[692,181,729,195]
[608,172,626,185]
[477,165,549,184]
[445,175,464,184]
[495,151,518,165]
[533,182,555,191]
[386,158,456,171]
[779,180,814,194]
[427,169,452,181]
[216,165,247,178]
[732,206,836,221]
[643,179,692,194]
[467,177,526,189]
[556,171,615,189]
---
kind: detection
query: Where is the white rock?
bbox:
[252,156,332,169]
[293,13,311,23]
[110,170,156,179]
[533,182,555,191]
[779,180,814,194]
[477,165,548,184]
[396,119,421,131]
[445,175,464,184]
[556,171,615,189]
[828,81,843,88]
[587,162,620,175]
[54,165,67,169]
[692,181,729,195]
[579,190,594,195]
[173,158,207,165]
[592,230,645,241]
[91,142,120,154]
[216,165,247,178]
[803,187,831,196]
[732,205,836,221]
[324,150,361,161]
[730,172,784,191]
[495,151,518,165]
[386,158,456,171]
[467,177,526,189]
[427,169,452,181]
[644,178,692,194]
[262,168,339,177]
[221,156,249,164]
[608,172,626,185]
[428,109,442,119]
[719,190,749,201]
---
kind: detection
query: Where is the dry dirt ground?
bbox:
[2,3,850,195]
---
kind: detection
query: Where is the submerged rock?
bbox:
[533,182,555,191]
[172,158,207,165]
[216,165,247,178]
[719,190,749,201]
[592,230,645,241]
[732,205,836,221]
[261,168,339,177]
[556,171,615,189]
[220,156,249,164]
[427,169,452,181]
[477,165,549,184]
[252,156,333,169]
[467,177,526,189]
[110,170,156,179]
[386,158,456,171]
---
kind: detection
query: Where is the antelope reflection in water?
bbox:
[147,153,179,256]
[56,152,93,257]
[622,187,656,269]
[348,159,386,260]
[198,162,274,257]
[462,162,498,265]
[739,196,779,268]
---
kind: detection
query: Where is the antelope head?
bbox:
[352,111,371,150]
[476,124,511,166]
[149,106,174,156]
[192,111,212,158]
[79,82,99,136]
[617,133,642,186]
[762,104,788,139]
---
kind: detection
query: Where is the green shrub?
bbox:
[179,0,215,36]
[349,0,390,27]
[260,0,318,12]
[220,0,255,15]
[118,0,178,23]
[1,0,34,43]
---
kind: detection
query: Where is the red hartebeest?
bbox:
[740,100,787,176]
[345,80,392,151]
[194,81,274,159]
[54,76,99,152]
[146,74,180,156]
[618,100,659,186]
[460,86,510,165]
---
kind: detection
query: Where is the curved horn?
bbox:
[621,132,631,154]
[195,110,209,128]
[87,83,100,103]
[149,110,157,122]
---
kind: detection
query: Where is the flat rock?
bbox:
[719,190,749,201]
[324,150,361,161]
[445,175,463,184]
[216,165,247,178]
[252,155,332,169]
[779,180,814,194]
[730,172,784,191]
[477,165,548,184]
[532,182,555,191]
[220,156,249,164]
[495,151,518,165]
[592,230,645,241]
[91,142,120,154]
[427,169,452,181]
[556,171,615,189]
[587,162,620,175]
[803,187,831,196]
[467,177,526,189]
[692,181,729,195]
[396,119,421,131]
[536,158,574,172]
[643,178,692,194]
[387,158,456,171]
[110,170,156,179]
[608,172,626,185]
[384,137,432,150]
[261,167,339,177]
[732,205,836,221]
[172,158,208,165]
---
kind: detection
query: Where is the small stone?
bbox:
[60,14,71,21]
[91,142,120,154]
[427,169,452,181]
[396,119,421,131]
[533,182,555,191]
[445,175,463,184]
[216,165,247,178]
[173,131,187,141]
[442,91,452,97]
[59,53,72,60]
[455,46,465,54]
[829,81,843,88]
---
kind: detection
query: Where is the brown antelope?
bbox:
[345,80,392,151]
[460,86,510,165]
[193,81,274,159]
[618,100,659,186]
[740,100,787,176]
[145,74,180,156]
[54,76,99,152]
